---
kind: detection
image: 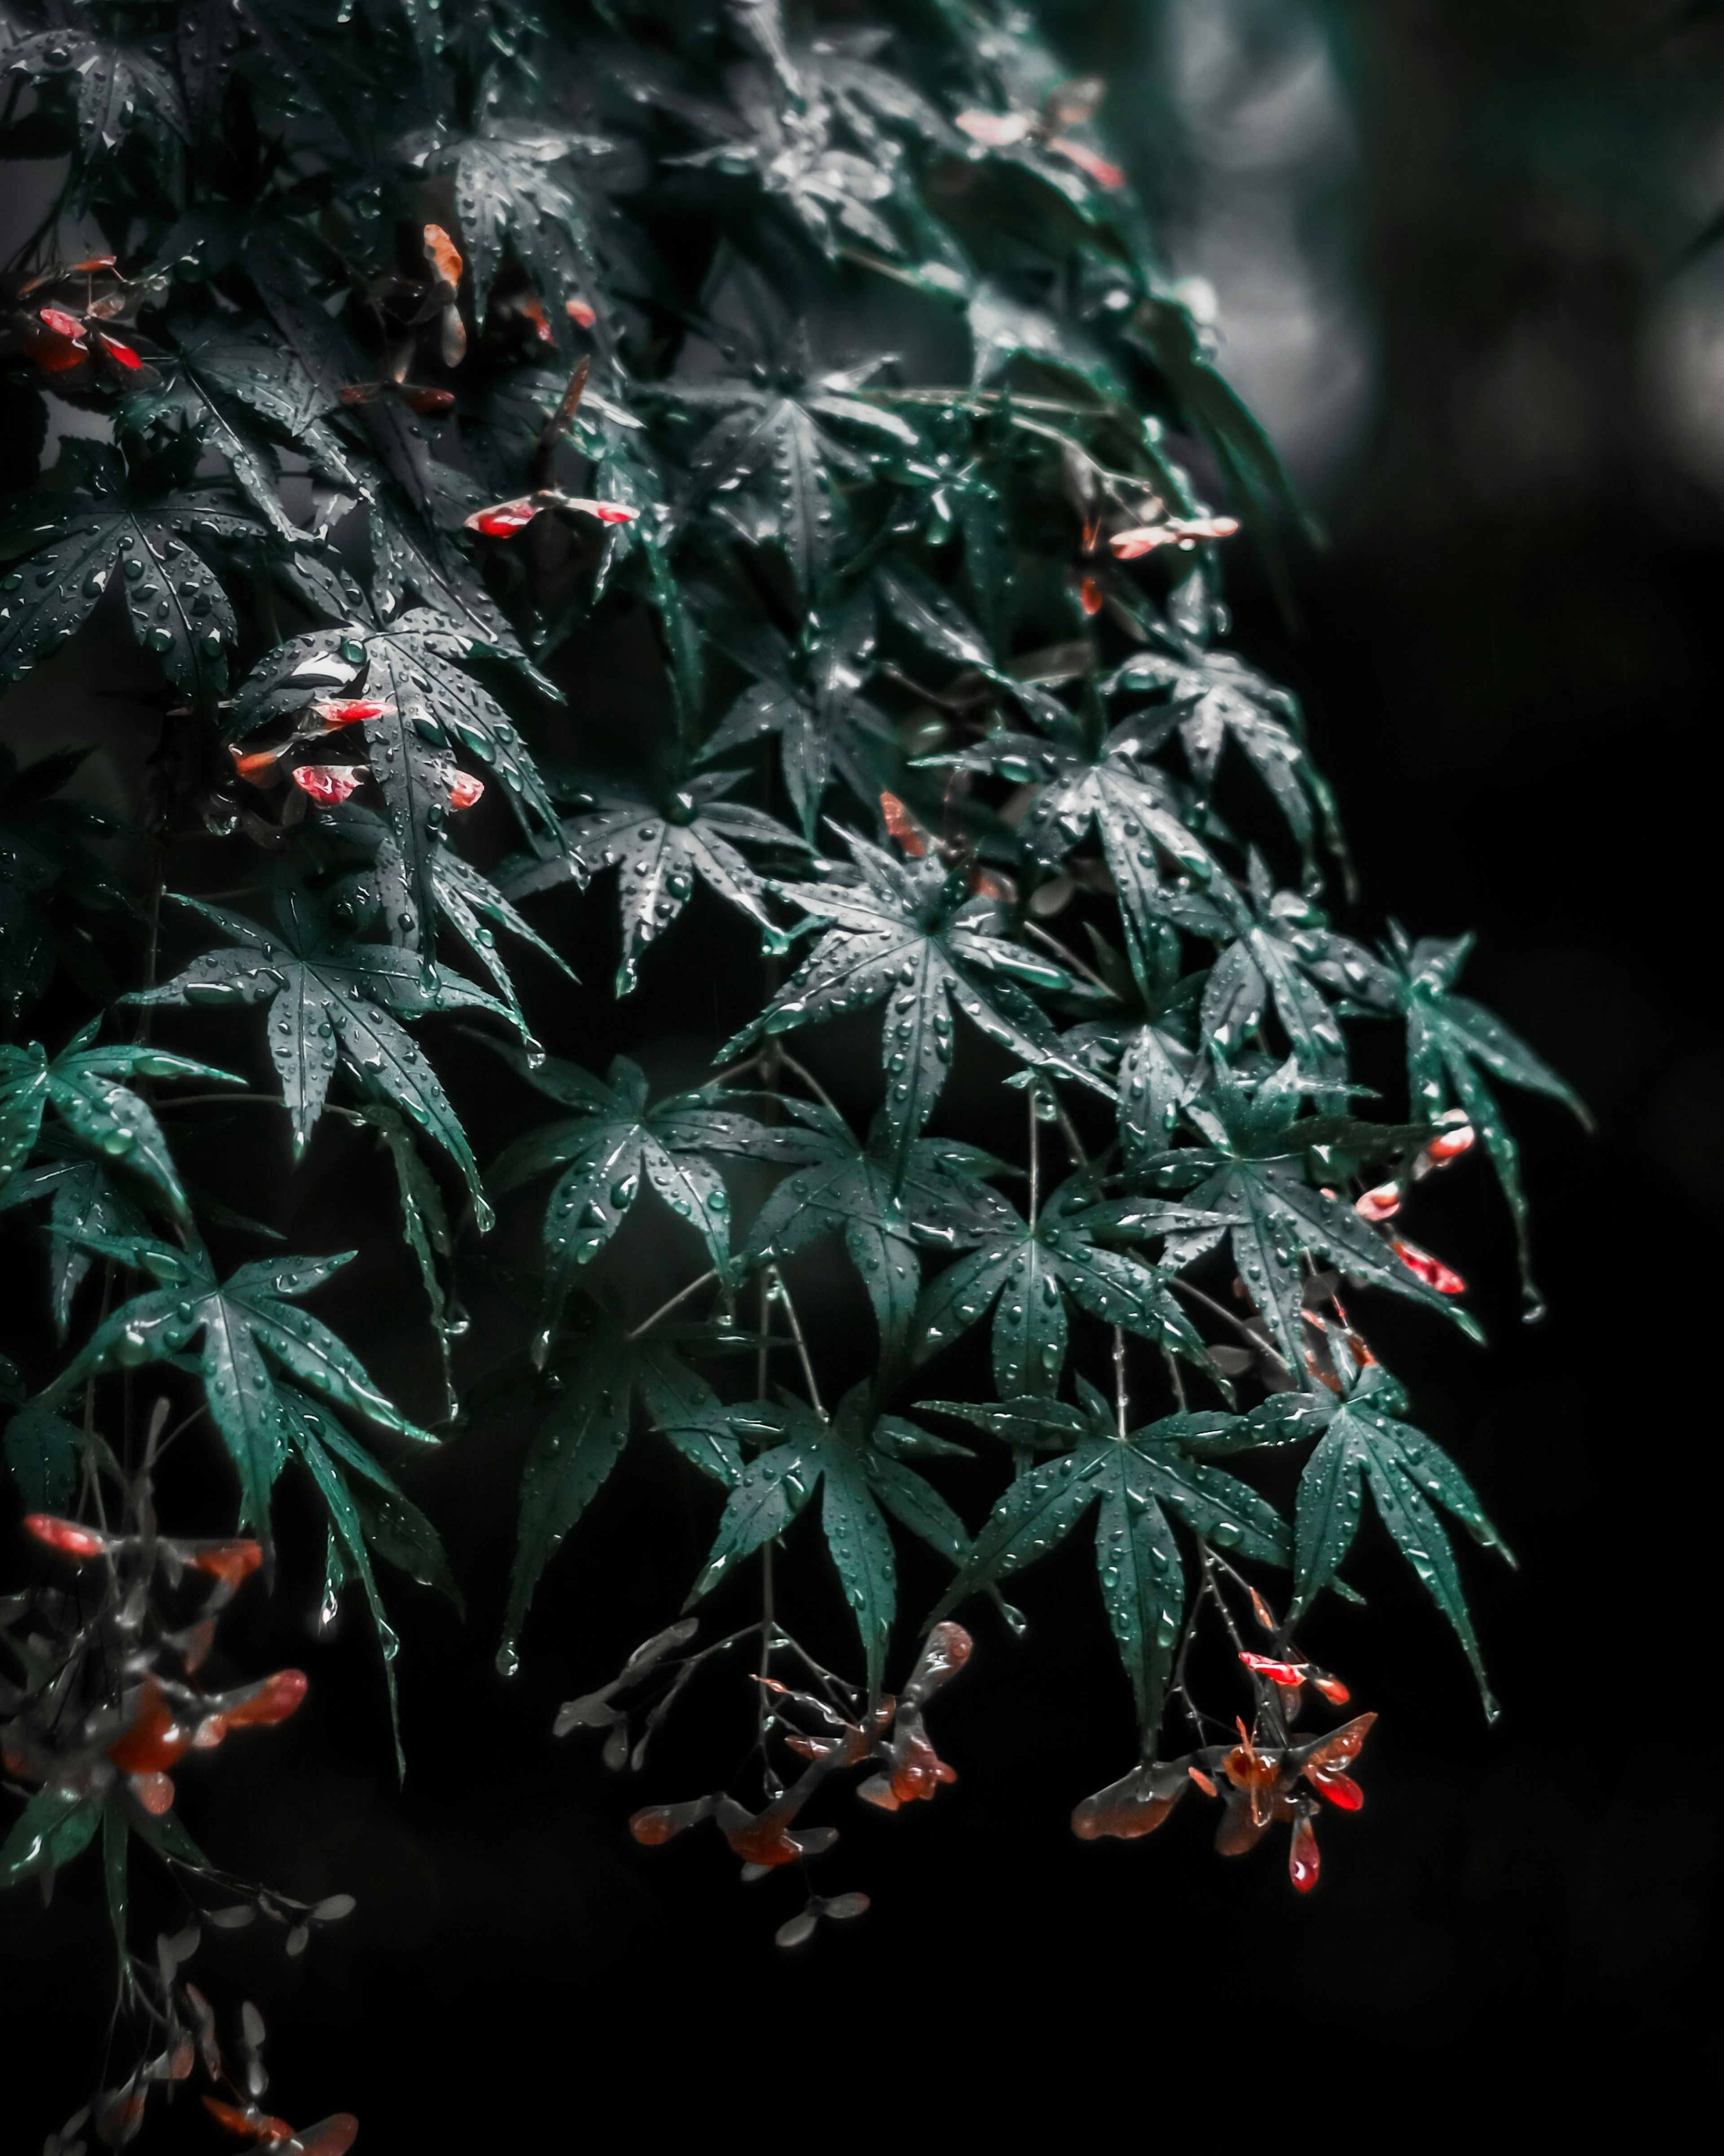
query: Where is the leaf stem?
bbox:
[626,1268,719,1341]
[766,1265,823,1416]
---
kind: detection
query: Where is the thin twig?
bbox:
[767,1265,823,1415]
[627,1268,719,1341]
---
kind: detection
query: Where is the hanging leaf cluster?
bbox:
[0,0,1581,2120]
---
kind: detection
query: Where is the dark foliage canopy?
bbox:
[0,0,1580,2139]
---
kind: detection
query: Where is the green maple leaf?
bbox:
[0,1028,241,1228]
[1145,1058,1478,1377]
[445,125,613,351]
[928,688,1224,988]
[229,609,565,964]
[686,1385,968,1697]
[1106,570,1343,873]
[501,1316,747,1667]
[503,771,804,996]
[280,1381,457,1774]
[930,1377,1288,1739]
[1193,852,1350,1081]
[40,1239,435,1530]
[0,745,135,1019]
[700,586,896,837]
[0,443,259,704]
[0,1134,147,1340]
[1289,1365,1513,1713]
[128,883,508,1219]
[721,826,1110,1163]
[5,30,188,162]
[1385,928,1592,1301]
[487,1047,757,1306]
[911,1169,1217,1397]
[730,1097,1017,1363]
[662,351,919,593]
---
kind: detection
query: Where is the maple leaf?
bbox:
[500,1317,746,1667]
[720,826,1111,1164]
[40,1241,435,1530]
[926,681,1224,985]
[502,771,804,996]
[487,1046,759,1308]
[1382,928,1592,1300]
[1142,1058,1480,1376]
[700,586,897,837]
[930,1377,1288,1738]
[660,346,919,593]
[0,443,260,704]
[0,745,135,1019]
[443,125,614,351]
[228,609,565,961]
[1288,1364,1513,1713]
[911,1169,1218,1397]
[128,883,508,1219]
[1105,570,1344,873]
[0,1028,240,1230]
[728,1097,1017,1363]
[686,1386,968,1697]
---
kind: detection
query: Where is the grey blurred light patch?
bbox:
[1158,0,1375,501]
[1640,256,1724,502]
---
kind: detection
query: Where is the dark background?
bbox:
[4,0,1721,2134]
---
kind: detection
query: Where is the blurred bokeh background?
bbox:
[4,0,1720,2130]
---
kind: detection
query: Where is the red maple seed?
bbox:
[880,791,929,858]
[1312,1673,1351,1707]
[96,331,144,369]
[229,746,281,783]
[290,764,367,807]
[185,1540,264,1590]
[561,496,639,524]
[1047,137,1126,189]
[109,1677,194,1774]
[1238,1651,1306,1690]
[24,1514,109,1559]
[1354,1181,1400,1223]
[1306,1765,1364,1810]
[422,222,463,290]
[567,298,597,329]
[1079,574,1104,615]
[203,2095,295,2142]
[888,1731,958,1805]
[294,2119,360,2156]
[313,698,390,729]
[447,772,485,811]
[1110,514,1241,559]
[1424,1123,1476,1165]
[221,1669,308,1727]
[465,497,541,537]
[400,386,455,415]
[520,294,555,344]
[1392,1238,1467,1295]
[1289,1809,1320,1892]
[1248,1585,1277,1632]
[1188,1766,1218,1796]
[955,109,1034,147]
[38,306,86,341]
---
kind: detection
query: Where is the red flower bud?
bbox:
[184,1539,264,1590]
[1424,1123,1476,1165]
[447,771,485,811]
[567,299,597,329]
[1354,1181,1400,1222]
[221,1669,308,1727]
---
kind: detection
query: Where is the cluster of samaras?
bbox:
[6,1510,304,1822]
